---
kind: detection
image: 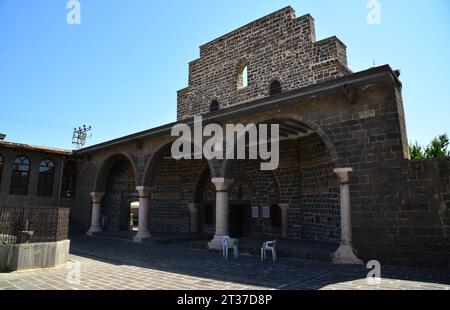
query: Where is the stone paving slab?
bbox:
[0,235,449,290]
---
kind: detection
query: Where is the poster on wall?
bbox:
[262,206,270,218]
[251,206,259,218]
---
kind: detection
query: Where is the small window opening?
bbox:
[237,61,249,89]
[270,80,282,96]
[209,100,219,112]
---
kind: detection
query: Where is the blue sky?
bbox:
[0,0,449,149]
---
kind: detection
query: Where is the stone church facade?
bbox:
[1,7,449,268]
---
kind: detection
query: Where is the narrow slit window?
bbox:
[237,61,249,89]
[242,65,248,88]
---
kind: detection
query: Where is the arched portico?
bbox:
[87,153,138,235]
[204,115,361,263]
[141,140,214,237]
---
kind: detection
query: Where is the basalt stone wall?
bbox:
[199,136,340,242]
[177,6,350,120]
[150,158,206,233]
[297,134,340,243]
[231,160,280,238]
[276,135,339,242]
[102,159,137,231]
[352,158,450,268]
[201,159,281,238]
[69,158,98,234]
[0,147,67,209]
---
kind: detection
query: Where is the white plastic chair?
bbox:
[219,235,231,257]
[224,238,239,259]
[261,240,277,261]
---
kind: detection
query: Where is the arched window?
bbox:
[61,161,78,198]
[37,159,55,196]
[269,80,282,96]
[209,100,219,112]
[10,156,30,195]
[0,154,4,185]
[237,61,249,89]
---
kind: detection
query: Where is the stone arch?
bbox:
[236,58,250,89]
[209,99,220,113]
[142,139,215,188]
[193,163,211,203]
[93,152,138,193]
[94,153,138,232]
[216,114,340,242]
[221,114,340,177]
[269,78,282,96]
[141,139,214,233]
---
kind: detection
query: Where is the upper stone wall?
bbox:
[177,6,351,120]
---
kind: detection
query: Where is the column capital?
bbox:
[90,192,105,203]
[188,203,201,212]
[278,203,289,210]
[334,168,353,182]
[211,178,234,191]
[136,186,152,197]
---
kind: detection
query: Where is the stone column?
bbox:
[87,192,105,236]
[133,186,152,243]
[332,168,363,265]
[188,203,201,233]
[208,178,234,250]
[278,203,289,238]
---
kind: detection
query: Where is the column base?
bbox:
[208,235,227,250]
[133,231,151,243]
[86,226,102,236]
[331,243,363,265]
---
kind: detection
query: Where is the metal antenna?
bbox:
[72,125,92,149]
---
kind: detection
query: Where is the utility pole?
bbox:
[72,125,92,149]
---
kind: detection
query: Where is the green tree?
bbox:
[409,134,450,159]
[409,141,425,159]
[425,134,450,158]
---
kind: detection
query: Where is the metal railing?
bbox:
[0,207,70,244]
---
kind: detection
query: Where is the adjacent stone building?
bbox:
[0,140,76,210]
[1,7,449,268]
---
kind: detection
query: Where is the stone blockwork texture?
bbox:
[198,135,340,243]
[297,135,340,242]
[177,6,350,120]
[0,146,75,210]
[352,159,450,268]
[68,22,448,268]
[102,158,137,231]
[149,156,207,233]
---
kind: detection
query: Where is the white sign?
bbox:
[251,206,259,218]
[262,206,270,218]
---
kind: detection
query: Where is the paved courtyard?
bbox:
[0,235,449,290]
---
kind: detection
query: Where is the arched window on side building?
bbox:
[10,156,30,195]
[37,159,55,196]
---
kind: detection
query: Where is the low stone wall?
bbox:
[0,240,70,272]
[352,158,450,269]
